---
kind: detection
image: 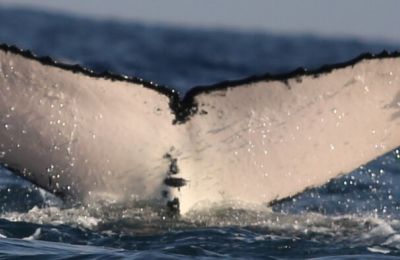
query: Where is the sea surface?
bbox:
[0,6,400,259]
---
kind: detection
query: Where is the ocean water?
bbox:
[0,6,400,259]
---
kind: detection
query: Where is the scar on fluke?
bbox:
[163,152,187,189]
[162,149,187,213]
[166,198,180,214]
[163,152,179,175]
[164,177,187,188]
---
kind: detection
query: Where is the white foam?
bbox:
[1,198,400,250]
[23,228,41,240]
[367,246,391,254]
[1,206,100,229]
[383,234,400,249]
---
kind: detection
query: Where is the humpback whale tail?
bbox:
[0,44,399,214]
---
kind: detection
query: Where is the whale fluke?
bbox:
[0,44,400,214]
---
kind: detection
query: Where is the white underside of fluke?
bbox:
[0,47,400,214]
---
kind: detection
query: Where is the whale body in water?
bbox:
[0,44,399,214]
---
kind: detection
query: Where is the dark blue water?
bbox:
[0,6,400,259]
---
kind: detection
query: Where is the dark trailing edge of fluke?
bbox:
[1,43,399,124]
